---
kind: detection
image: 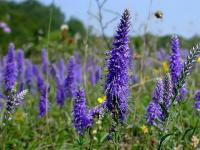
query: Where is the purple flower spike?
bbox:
[55,68,65,106]
[4,43,18,92]
[16,50,25,78]
[89,69,95,86]
[169,35,187,101]
[39,83,49,117]
[152,78,164,103]
[95,67,101,84]
[73,89,92,135]
[146,102,163,126]
[105,9,131,122]
[41,49,49,75]
[16,50,25,92]
[170,35,182,85]
[194,90,200,111]
[163,74,173,110]
[64,57,77,99]
[57,59,65,81]
[25,61,33,90]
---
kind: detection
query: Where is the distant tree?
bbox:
[0,0,65,54]
[67,17,86,37]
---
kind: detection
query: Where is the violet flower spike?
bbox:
[4,43,18,92]
[55,68,65,106]
[146,101,164,126]
[25,61,33,90]
[194,90,200,111]
[152,78,164,103]
[169,35,187,101]
[41,49,49,75]
[39,83,48,117]
[64,57,77,99]
[72,89,92,135]
[105,9,131,122]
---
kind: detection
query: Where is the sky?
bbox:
[13,0,200,38]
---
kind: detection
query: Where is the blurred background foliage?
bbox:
[1,0,200,60]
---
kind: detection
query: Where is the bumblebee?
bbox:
[154,11,163,19]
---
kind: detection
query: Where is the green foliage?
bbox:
[0,0,65,54]
[67,17,86,37]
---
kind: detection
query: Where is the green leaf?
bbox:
[100,133,109,143]
[181,128,193,140]
[158,133,173,150]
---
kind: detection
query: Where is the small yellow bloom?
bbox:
[197,57,200,63]
[97,96,106,104]
[162,61,169,73]
[141,125,148,134]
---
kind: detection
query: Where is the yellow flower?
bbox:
[97,96,106,104]
[197,57,200,63]
[162,61,169,73]
[141,125,148,134]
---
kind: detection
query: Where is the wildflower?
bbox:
[5,88,28,121]
[93,136,98,141]
[130,74,138,85]
[141,125,148,134]
[0,22,11,33]
[169,35,187,101]
[16,50,25,77]
[92,130,97,135]
[60,24,69,31]
[191,136,199,148]
[146,78,165,126]
[170,35,182,85]
[173,44,200,103]
[39,83,48,117]
[162,74,173,110]
[96,119,102,125]
[155,48,169,61]
[64,57,77,99]
[194,90,200,111]
[174,145,183,150]
[25,61,33,90]
[162,61,169,73]
[197,57,200,63]
[105,9,131,122]
[146,101,163,126]
[41,49,49,75]
[97,96,106,104]
[72,89,92,135]
[95,67,101,84]
[4,43,18,92]
[16,50,25,92]
[55,67,65,106]
[152,78,163,103]
[57,59,65,81]
[88,104,105,118]
[3,27,11,33]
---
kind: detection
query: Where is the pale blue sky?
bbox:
[14,0,200,38]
